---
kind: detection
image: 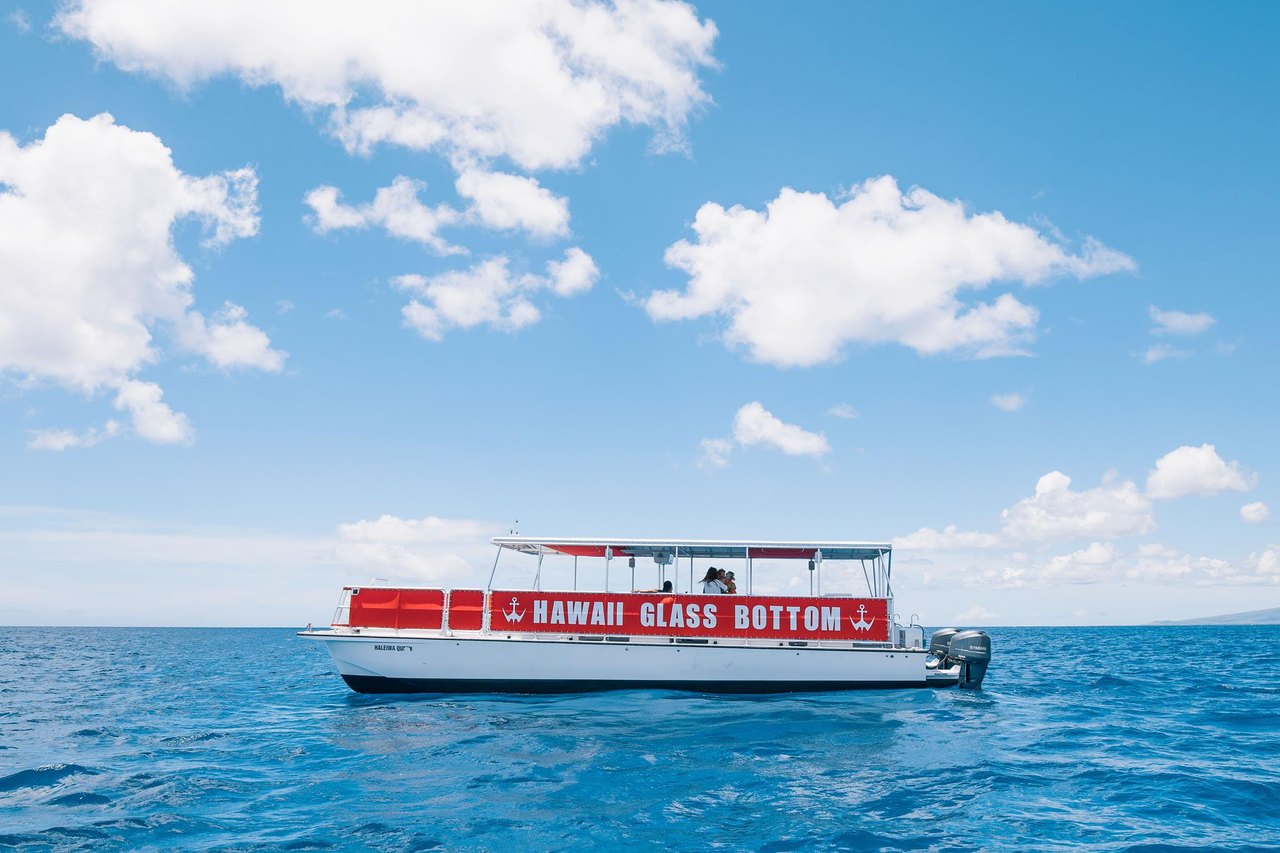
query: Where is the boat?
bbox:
[300,536,992,694]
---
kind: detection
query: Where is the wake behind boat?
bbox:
[301,536,992,694]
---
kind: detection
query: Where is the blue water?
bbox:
[1,627,1278,851]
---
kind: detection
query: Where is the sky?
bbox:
[1,1,1277,627]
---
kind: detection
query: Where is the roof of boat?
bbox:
[492,536,891,561]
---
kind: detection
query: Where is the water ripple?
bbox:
[0,626,1279,849]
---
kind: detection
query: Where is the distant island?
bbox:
[1153,606,1280,626]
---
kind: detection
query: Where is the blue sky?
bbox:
[1,1,1276,626]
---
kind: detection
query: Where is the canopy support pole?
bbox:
[605,546,612,593]
[573,555,578,591]
[533,548,544,591]
[487,546,503,592]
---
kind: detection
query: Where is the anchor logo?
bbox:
[849,604,876,632]
[502,597,526,623]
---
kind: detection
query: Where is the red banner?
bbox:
[487,591,889,642]
[348,587,444,630]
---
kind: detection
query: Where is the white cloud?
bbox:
[1241,502,1271,524]
[0,113,279,443]
[113,380,193,445]
[455,167,570,238]
[0,505,343,625]
[733,402,829,457]
[698,402,830,468]
[177,302,287,372]
[308,170,573,247]
[27,421,121,451]
[396,248,597,341]
[697,437,733,469]
[1123,542,1280,586]
[335,514,496,585]
[894,526,1002,551]
[1001,471,1155,541]
[1140,343,1187,364]
[305,178,464,255]
[929,539,1280,590]
[954,605,996,622]
[1245,546,1280,584]
[828,403,858,419]
[991,393,1025,412]
[547,247,599,296]
[645,176,1135,367]
[1146,444,1254,499]
[1037,542,1119,584]
[9,9,32,33]
[57,0,718,172]
[1149,305,1215,336]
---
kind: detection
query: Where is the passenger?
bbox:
[699,567,727,594]
[662,580,673,593]
[723,571,737,595]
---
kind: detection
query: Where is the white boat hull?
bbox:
[303,630,957,694]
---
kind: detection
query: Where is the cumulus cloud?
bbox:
[57,0,718,171]
[178,303,287,372]
[1036,542,1119,584]
[1123,543,1280,586]
[1149,305,1215,336]
[645,176,1135,367]
[455,167,570,238]
[335,514,495,585]
[697,437,733,469]
[1245,546,1280,583]
[733,402,830,456]
[1001,471,1155,541]
[936,540,1279,589]
[113,380,193,445]
[953,605,995,622]
[699,402,829,467]
[27,421,121,451]
[1241,502,1271,524]
[1139,343,1187,365]
[305,178,464,255]
[894,526,1002,551]
[306,171,575,247]
[0,113,280,444]
[546,247,599,296]
[1146,444,1254,500]
[395,248,598,341]
[991,393,1025,412]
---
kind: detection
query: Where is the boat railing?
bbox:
[331,587,353,627]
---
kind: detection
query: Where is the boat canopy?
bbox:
[491,536,891,562]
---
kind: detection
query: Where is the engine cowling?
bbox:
[947,630,991,689]
[926,627,992,688]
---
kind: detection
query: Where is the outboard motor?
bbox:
[924,628,959,671]
[948,630,992,689]
[928,627,960,657]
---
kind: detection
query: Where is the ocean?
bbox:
[1,626,1278,851]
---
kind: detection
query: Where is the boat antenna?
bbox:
[510,518,519,535]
